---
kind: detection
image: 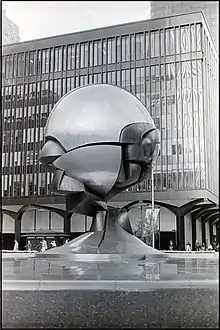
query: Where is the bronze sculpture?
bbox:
[39,84,160,257]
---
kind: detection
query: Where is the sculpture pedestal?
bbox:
[42,207,165,260]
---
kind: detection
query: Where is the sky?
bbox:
[2,1,151,42]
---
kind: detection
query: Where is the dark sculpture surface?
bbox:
[39,84,161,257]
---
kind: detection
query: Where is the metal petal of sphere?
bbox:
[44,84,155,151]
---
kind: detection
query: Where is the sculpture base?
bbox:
[41,207,166,259]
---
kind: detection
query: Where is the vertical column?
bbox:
[15,217,21,243]
[176,215,185,250]
[191,218,196,251]
[216,225,219,245]
[64,214,71,235]
[205,221,210,246]
[209,223,213,245]
[201,220,206,246]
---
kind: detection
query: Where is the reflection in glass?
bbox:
[136,33,144,60]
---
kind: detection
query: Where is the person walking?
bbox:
[40,238,48,252]
[195,240,200,251]
[50,240,57,248]
[186,241,191,251]
[201,242,206,251]
[25,240,32,252]
[168,240,174,250]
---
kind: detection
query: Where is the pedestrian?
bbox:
[195,240,200,251]
[186,241,191,251]
[25,240,32,252]
[13,240,19,252]
[50,240,57,248]
[201,242,206,251]
[40,238,48,252]
[169,240,174,250]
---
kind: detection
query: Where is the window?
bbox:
[75,76,79,88]
[15,130,23,145]
[145,32,149,58]
[75,44,80,69]
[67,45,75,70]
[107,38,116,64]
[116,37,120,63]
[49,48,54,72]
[100,40,106,66]
[54,47,62,72]
[172,144,176,155]
[130,68,135,94]
[53,79,62,101]
[116,70,121,86]
[27,151,38,165]
[130,35,135,60]
[196,24,201,51]
[165,29,175,55]
[190,24,196,52]
[17,53,25,77]
[107,71,116,85]
[180,26,190,53]
[160,30,165,56]
[5,55,13,79]
[62,47,67,71]
[42,49,50,74]
[154,117,160,129]
[79,75,87,86]
[89,42,93,67]
[93,40,102,66]
[67,77,74,92]
[175,27,180,54]
[150,31,159,58]
[121,69,130,90]
[80,43,88,68]
[102,72,106,83]
[172,144,182,155]
[136,33,144,60]
[178,144,182,155]
[2,57,6,79]
[135,67,144,94]
[3,131,11,145]
[88,74,92,84]
[34,51,41,74]
[121,35,130,62]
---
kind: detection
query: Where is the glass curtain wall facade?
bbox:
[150,1,219,50]
[1,13,218,201]
[202,28,219,196]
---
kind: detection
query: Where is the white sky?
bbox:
[3,1,151,42]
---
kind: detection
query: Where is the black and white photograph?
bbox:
[1,1,219,328]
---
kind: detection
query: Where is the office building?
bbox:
[2,10,21,45]
[150,1,219,50]
[2,12,219,250]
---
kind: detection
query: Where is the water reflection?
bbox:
[3,255,218,282]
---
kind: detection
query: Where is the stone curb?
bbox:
[2,279,219,291]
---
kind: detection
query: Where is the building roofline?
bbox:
[2,10,217,58]
[3,11,203,46]
[199,10,218,57]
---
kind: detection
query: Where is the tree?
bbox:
[135,207,159,246]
